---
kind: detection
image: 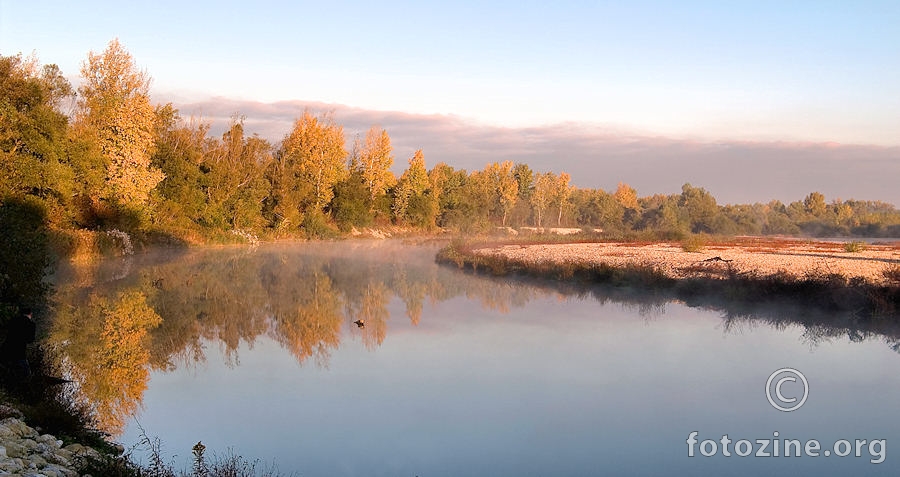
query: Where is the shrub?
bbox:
[680,234,706,253]
[844,241,867,253]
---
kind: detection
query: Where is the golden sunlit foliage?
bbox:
[4,41,900,252]
[48,288,162,434]
[354,126,396,204]
[77,39,164,210]
[280,111,348,212]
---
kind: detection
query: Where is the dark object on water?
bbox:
[353,320,365,328]
[702,256,733,263]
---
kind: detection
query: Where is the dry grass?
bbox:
[437,237,900,318]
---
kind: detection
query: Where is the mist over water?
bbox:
[47,240,900,476]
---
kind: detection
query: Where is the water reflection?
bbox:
[46,241,548,434]
[46,240,900,437]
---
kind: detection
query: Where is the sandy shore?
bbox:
[474,239,900,284]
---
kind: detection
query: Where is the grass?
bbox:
[436,240,900,318]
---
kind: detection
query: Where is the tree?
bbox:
[0,54,75,222]
[150,105,209,228]
[331,170,373,230]
[803,191,827,218]
[553,172,572,226]
[393,149,429,222]
[77,39,164,210]
[280,111,348,212]
[202,118,271,229]
[353,126,395,204]
[530,172,556,227]
[614,182,639,210]
[428,162,470,228]
[513,163,534,200]
[679,183,719,233]
[485,161,519,226]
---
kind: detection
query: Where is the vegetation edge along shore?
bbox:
[436,238,900,319]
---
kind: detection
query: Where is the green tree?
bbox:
[331,170,373,230]
[150,105,208,229]
[202,118,272,229]
[679,183,719,233]
[0,54,75,223]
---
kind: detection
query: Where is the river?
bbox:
[46,240,900,476]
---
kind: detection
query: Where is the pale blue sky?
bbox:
[3,0,898,145]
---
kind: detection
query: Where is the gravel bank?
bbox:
[0,408,100,477]
[474,241,900,284]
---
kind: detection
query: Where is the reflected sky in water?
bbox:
[49,241,900,476]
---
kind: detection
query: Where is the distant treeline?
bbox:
[4,39,900,255]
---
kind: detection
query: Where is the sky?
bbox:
[2,1,899,204]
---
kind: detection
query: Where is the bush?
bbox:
[680,234,706,253]
[844,241,867,253]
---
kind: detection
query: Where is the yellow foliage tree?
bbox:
[530,172,556,227]
[614,182,639,210]
[280,111,348,213]
[393,149,428,221]
[554,171,572,226]
[77,39,163,208]
[354,126,395,204]
[486,161,518,226]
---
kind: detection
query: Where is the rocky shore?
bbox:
[0,405,101,477]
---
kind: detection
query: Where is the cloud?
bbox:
[171,97,900,206]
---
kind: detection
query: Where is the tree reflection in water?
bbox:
[45,241,542,435]
[45,240,900,436]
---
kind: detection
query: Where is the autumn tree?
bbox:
[77,39,164,210]
[614,182,639,210]
[353,126,395,205]
[803,191,827,218]
[270,111,347,229]
[530,172,556,227]
[484,161,519,226]
[553,171,572,226]
[393,149,431,224]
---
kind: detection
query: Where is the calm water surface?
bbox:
[48,241,900,476]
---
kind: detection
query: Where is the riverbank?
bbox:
[0,405,101,476]
[436,237,900,316]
